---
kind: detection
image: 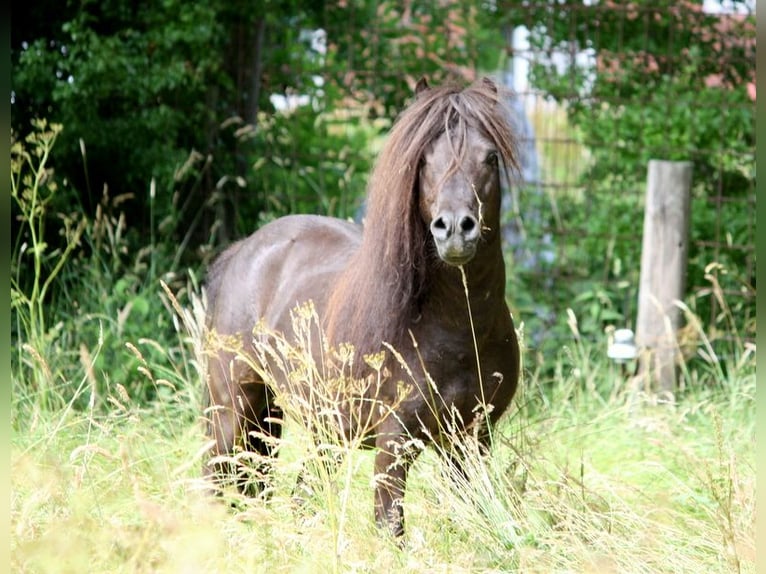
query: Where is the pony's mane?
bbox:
[325,78,519,357]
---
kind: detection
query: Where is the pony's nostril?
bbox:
[431,216,450,239]
[459,216,476,234]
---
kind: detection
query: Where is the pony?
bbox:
[203,77,521,537]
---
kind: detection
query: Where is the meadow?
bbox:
[11,279,755,573]
[11,115,756,574]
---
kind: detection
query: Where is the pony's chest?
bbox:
[408,330,517,407]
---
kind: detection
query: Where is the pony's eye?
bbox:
[484,151,498,166]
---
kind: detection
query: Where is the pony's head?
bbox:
[365,77,519,271]
[414,77,518,266]
[326,77,519,353]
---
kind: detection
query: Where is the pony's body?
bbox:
[204,78,520,536]
[206,214,359,347]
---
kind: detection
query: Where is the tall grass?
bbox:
[11,120,87,410]
[11,272,755,573]
[11,117,754,573]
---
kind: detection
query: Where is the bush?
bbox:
[500,1,755,364]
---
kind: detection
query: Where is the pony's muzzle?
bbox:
[431,211,480,265]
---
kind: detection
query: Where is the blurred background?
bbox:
[11,0,755,402]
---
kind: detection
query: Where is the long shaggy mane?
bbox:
[325,78,519,358]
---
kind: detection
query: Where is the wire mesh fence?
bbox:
[495,1,755,361]
[222,1,756,364]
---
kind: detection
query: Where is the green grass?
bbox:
[11,296,755,573]
[11,114,755,574]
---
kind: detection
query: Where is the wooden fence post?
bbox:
[634,159,693,396]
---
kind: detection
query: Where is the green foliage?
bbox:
[10,1,496,405]
[11,120,86,410]
[11,1,754,405]
[232,104,374,230]
[13,1,227,206]
[10,119,195,409]
[501,0,755,359]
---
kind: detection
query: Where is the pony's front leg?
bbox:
[292,443,342,505]
[442,421,492,485]
[373,430,419,538]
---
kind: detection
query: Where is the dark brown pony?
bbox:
[204,77,521,537]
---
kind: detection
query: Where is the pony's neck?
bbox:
[430,234,505,296]
[419,233,507,333]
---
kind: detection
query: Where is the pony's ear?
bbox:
[480,76,498,95]
[415,77,430,98]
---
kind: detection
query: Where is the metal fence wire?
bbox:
[493,2,755,359]
[267,1,755,363]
